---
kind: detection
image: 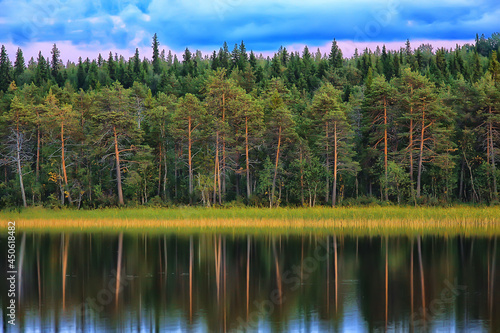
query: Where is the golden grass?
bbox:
[1,206,500,236]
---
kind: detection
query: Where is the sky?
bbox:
[0,0,499,62]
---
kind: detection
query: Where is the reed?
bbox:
[1,206,500,236]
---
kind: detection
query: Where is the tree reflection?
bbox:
[1,232,497,332]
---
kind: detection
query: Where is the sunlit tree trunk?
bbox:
[36,117,41,182]
[245,117,251,199]
[300,148,305,206]
[416,105,429,198]
[271,126,282,208]
[326,122,330,203]
[409,86,415,203]
[489,107,498,198]
[188,116,193,203]
[332,122,338,207]
[383,97,388,201]
[61,122,68,186]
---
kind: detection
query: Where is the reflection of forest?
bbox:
[1,233,498,332]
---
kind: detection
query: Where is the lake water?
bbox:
[1,232,498,332]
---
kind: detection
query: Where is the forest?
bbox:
[0,33,499,208]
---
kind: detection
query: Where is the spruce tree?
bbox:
[152,33,161,75]
[328,38,343,69]
[0,45,12,91]
[13,48,25,83]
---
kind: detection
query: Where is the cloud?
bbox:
[0,0,498,60]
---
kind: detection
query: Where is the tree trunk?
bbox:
[490,107,498,198]
[188,116,193,204]
[332,122,338,207]
[61,122,68,186]
[222,93,226,200]
[416,106,425,198]
[213,131,219,205]
[409,85,415,203]
[36,125,40,182]
[383,97,388,201]
[113,126,124,205]
[459,159,464,201]
[163,143,168,200]
[245,117,251,199]
[326,122,330,203]
[158,143,162,197]
[16,128,27,207]
[300,148,304,206]
[271,126,282,208]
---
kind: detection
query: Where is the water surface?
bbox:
[0,232,498,332]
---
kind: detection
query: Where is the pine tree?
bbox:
[363,75,395,201]
[263,81,297,207]
[474,74,500,199]
[395,68,455,198]
[308,83,358,204]
[145,92,177,199]
[92,82,139,205]
[44,89,78,204]
[171,93,206,203]
[1,95,35,207]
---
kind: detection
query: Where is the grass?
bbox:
[1,206,499,236]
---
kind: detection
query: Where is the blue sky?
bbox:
[0,0,499,61]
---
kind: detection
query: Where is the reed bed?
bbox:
[1,206,499,236]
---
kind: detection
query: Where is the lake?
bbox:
[1,232,498,332]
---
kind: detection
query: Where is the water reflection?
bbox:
[0,232,499,332]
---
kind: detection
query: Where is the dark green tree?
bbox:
[152,33,161,75]
[0,45,12,91]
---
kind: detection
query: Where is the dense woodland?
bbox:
[1,33,500,208]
